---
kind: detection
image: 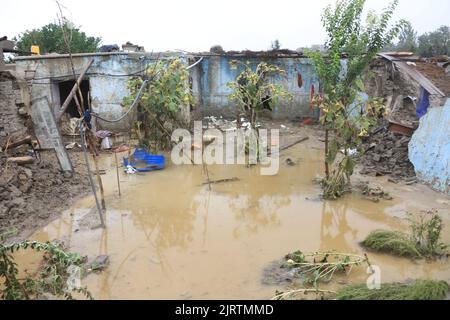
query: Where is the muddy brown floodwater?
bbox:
[15,132,450,299]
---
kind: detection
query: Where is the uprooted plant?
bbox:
[269,250,371,300]
[273,279,449,300]
[335,280,449,300]
[308,0,406,199]
[123,58,193,152]
[0,231,93,300]
[362,209,448,258]
[281,251,370,288]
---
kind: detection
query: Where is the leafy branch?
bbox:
[1,233,93,300]
[123,58,193,151]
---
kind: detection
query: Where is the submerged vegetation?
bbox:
[336,280,449,300]
[362,210,448,258]
[0,231,92,300]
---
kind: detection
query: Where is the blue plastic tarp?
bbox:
[416,87,430,119]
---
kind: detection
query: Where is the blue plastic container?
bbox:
[124,148,165,172]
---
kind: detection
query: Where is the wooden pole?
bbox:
[86,130,106,211]
[92,153,106,211]
[56,58,94,121]
[115,152,121,197]
[325,129,330,180]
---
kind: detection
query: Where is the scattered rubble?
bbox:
[0,151,90,237]
[358,122,416,181]
[354,181,393,202]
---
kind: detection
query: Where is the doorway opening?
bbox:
[58,79,90,118]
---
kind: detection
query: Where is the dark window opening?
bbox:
[58,79,90,118]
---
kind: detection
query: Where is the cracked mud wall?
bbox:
[0,71,30,146]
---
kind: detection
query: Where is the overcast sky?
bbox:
[1,0,449,52]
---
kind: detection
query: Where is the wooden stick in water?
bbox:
[115,152,121,197]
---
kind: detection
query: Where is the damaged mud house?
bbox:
[1,40,449,234]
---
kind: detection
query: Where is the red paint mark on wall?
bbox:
[310,84,315,111]
[297,72,303,88]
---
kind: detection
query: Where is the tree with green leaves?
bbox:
[124,58,193,151]
[308,0,405,199]
[395,21,418,52]
[227,61,292,162]
[271,39,281,50]
[228,61,292,131]
[13,19,101,54]
[417,26,450,57]
[384,20,417,52]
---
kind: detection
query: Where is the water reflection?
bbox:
[21,143,450,299]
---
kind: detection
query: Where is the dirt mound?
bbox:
[0,151,90,238]
[414,62,450,97]
[358,123,416,182]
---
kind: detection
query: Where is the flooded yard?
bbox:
[16,129,450,300]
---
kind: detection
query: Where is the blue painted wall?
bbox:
[409,98,450,194]
[16,53,319,133]
[15,53,187,131]
[190,56,319,119]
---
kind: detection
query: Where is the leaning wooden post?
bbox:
[56,58,94,121]
[86,130,106,211]
[114,151,121,197]
[92,153,106,211]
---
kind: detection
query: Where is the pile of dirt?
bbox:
[414,62,450,97]
[358,123,416,182]
[0,151,91,238]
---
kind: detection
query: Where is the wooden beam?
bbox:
[388,121,414,136]
[7,156,35,165]
[56,58,94,121]
[268,136,309,156]
[2,135,32,150]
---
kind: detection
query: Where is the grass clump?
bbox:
[362,210,448,258]
[336,280,449,300]
[362,230,422,258]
